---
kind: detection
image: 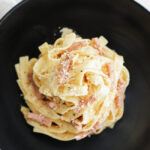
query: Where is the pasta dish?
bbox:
[15,28,130,141]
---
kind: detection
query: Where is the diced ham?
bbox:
[82,95,96,106]
[27,112,52,127]
[57,41,88,84]
[91,38,100,49]
[67,41,89,52]
[72,122,82,131]
[104,63,115,89]
[46,101,57,110]
[91,38,104,55]
[56,41,89,58]
[105,63,111,77]
[115,79,126,108]
[92,121,101,131]
[74,95,96,112]
[74,105,81,113]
[28,73,44,99]
[114,96,121,108]
[57,53,72,84]
[88,121,101,133]
[75,121,100,140]
[75,131,89,140]
[117,79,126,92]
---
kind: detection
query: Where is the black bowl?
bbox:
[0,0,150,150]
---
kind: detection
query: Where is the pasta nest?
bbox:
[15,28,129,141]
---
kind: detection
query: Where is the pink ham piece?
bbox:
[75,121,101,140]
[57,41,89,58]
[57,41,89,84]
[71,122,82,131]
[91,38,104,56]
[105,63,115,89]
[82,95,96,106]
[27,112,52,127]
[92,121,101,131]
[74,95,96,112]
[57,53,72,84]
[28,73,44,100]
[75,131,90,140]
[67,41,89,52]
[46,101,57,110]
[115,79,127,108]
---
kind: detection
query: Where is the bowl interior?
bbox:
[0,0,150,150]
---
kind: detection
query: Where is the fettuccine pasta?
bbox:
[15,28,130,141]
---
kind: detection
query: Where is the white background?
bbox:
[0,0,150,19]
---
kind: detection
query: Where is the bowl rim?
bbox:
[0,0,28,24]
[0,0,149,27]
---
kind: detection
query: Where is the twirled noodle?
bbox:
[15,28,129,141]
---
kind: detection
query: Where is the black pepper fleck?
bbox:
[68,87,71,90]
